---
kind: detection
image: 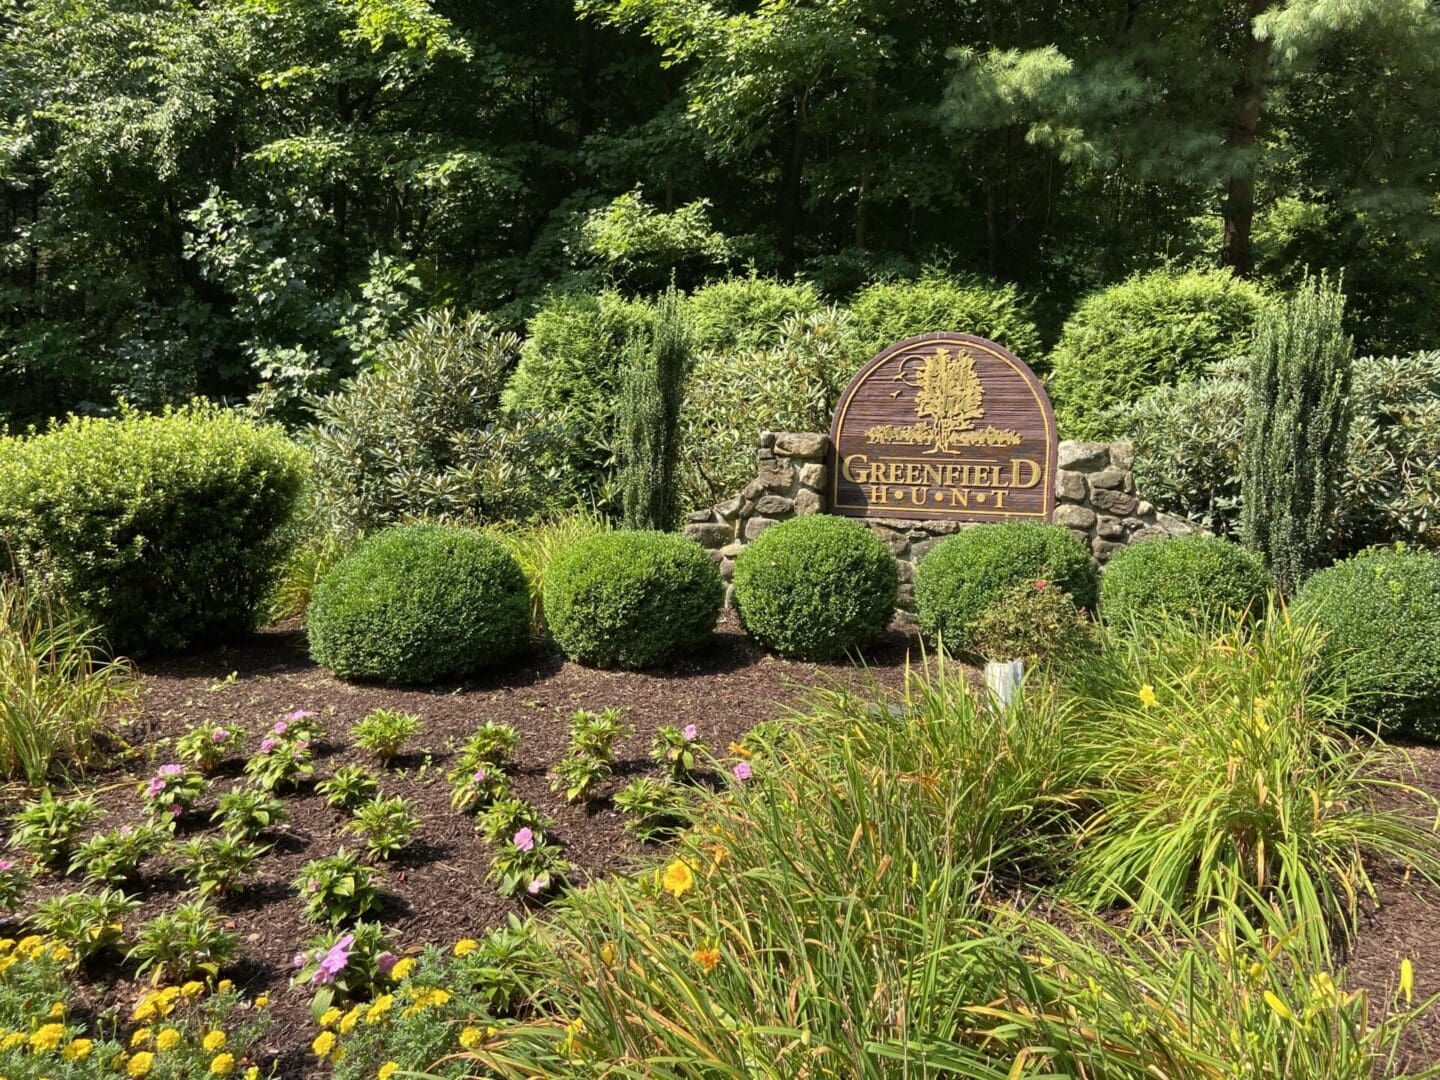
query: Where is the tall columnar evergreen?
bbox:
[618,289,692,531]
[1240,275,1354,594]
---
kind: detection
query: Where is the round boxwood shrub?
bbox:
[1099,534,1272,625]
[0,403,306,656]
[308,525,530,684]
[1295,548,1440,741]
[733,516,897,660]
[543,531,723,669]
[914,523,1097,654]
[1049,268,1268,439]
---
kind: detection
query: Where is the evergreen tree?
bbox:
[618,289,692,531]
[1240,274,1353,594]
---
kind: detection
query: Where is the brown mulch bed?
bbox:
[6,613,1440,1074]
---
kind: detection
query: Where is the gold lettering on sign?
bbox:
[863,347,1021,452]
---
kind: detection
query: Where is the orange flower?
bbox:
[691,947,721,973]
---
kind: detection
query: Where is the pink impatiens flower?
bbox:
[211,729,230,743]
[682,724,697,741]
[284,709,316,722]
[733,762,751,781]
[513,827,535,853]
[312,934,355,984]
[259,738,278,754]
[526,878,543,895]
[272,721,288,735]
[168,804,182,818]
[158,763,184,776]
[145,777,166,798]
[376,951,397,976]
[473,768,487,782]
[0,860,14,872]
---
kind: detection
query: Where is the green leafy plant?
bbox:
[488,510,612,632]
[847,273,1043,367]
[139,762,206,825]
[0,857,29,911]
[613,777,690,841]
[174,721,245,774]
[1099,534,1273,627]
[449,763,512,813]
[127,898,238,983]
[649,724,709,783]
[476,798,554,846]
[69,824,168,885]
[617,287,691,531]
[733,515,898,659]
[294,850,381,925]
[291,922,397,1013]
[308,524,532,684]
[447,722,519,812]
[347,796,420,860]
[9,793,101,866]
[173,835,268,896]
[487,827,570,899]
[967,578,1094,666]
[30,888,138,960]
[318,765,381,811]
[550,708,630,803]
[243,727,315,791]
[543,530,723,669]
[351,709,421,765]
[212,786,290,840]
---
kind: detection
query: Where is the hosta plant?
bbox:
[70,824,168,885]
[29,888,138,960]
[212,787,290,841]
[292,921,396,1013]
[9,793,102,866]
[487,827,570,899]
[347,796,420,859]
[127,898,238,983]
[317,765,380,811]
[352,709,422,765]
[173,835,268,896]
[476,798,554,845]
[614,777,691,842]
[294,849,381,925]
[174,722,245,774]
[139,762,206,824]
[550,707,630,803]
[449,762,511,813]
[650,723,708,783]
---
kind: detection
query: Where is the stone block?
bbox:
[775,432,828,458]
[1095,515,1126,540]
[756,457,793,492]
[685,509,714,524]
[759,431,776,449]
[1089,488,1138,516]
[719,557,735,581]
[1053,503,1097,530]
[754,494,794,516]
[896,559,914,583]
[897,582,915,607]
[910,538,940,561]
[1057,441,1111,471]
[1056,470,1088,502]
[793,488,824,515]
[1136,500,1153,517]
[724,584,736,608]
[744,516,779,540]
[684,523,734,549]
[716,497,742,522]
[798,462,828,489]
[1091,537,1125,561]
[1088,467,1129,491]
[719,542,745,560]
[1110,442,1135,471]
[867,526,911,556]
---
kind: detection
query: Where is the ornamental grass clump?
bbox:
[1060,606,1440,956]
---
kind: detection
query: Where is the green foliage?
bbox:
[242,729,315,792]
[476,798,554,846]
[550,708,631,804]
[1241,276,1355,593]
[30,889,138,961]
[127,899,239,983]
[487,510,612,633]
[317,766,381,812]
[138,763,206,826]
[687,277,823,353]
[613,777,690,841]
[291,922,396,1009]
[448,722,520,811]
[308,524,531,684]
[8,794,101,867]
[649,724,709,783]
[69,825,167,886]
[172,835,268,897]
[733,515,897,660]
[0,404,306,656]
[618,289,692,530]
[347,796,421,860]
[543,531,723,669]
[307,310,581,535]
[0,860,29,912]
[914,523,1097,655]
[1049,269,1268,438]
[847,274,1044,362]
[1296,547,1440,742]
[351,709,421,765]
[486,829,570,899]
[969,579,1093,666]
[1099,535,1273,626]
[212,788,289,841]
[174,722,244,775]
[579,190,735,290]
[0,581,136,784]
[294,850,382,926]
[451,723,521,771]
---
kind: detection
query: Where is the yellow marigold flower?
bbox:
[312,1031,337,1058]
[378,1063,399,1080]
[319,1007,343,1028]
[217,979,233,993]
[244,1068,260,1080]
[16,934,45,957]
[203,1030,227,1053]
[63,1037,94,1060]
[339,1007,361,1035]
[48,942,73,964]
[692,946,721,973]
[459,1026,483,1049]
[1137,683,1158,709]
[132,997,157,1022]
[390,957,416,981]
[0,937,13,953]
[48,1000,65,1018]
[131,1027,154,1048]
[181,980,206,998]
[128,1050,156,1077]
[662,859,694,898]
[0,1031,26,1050]
[365,994,394,1023]
[210,1052,236,1075]
[0,954,15,975]
[453,938,479,957]
[254,994,268,1008]
[155,1028,181,1052]
[30,1023,65,1052]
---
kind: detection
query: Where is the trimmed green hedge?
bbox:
[1100,534,1272,625]
[733,516,897,660]
[0,404,306,656]
[1049,268,1268,439]
[848,276,1043,362]
[308,525,530,684]
[543,531,723,669]
[688,277,823,353]
[914,523,1097,654]
[1295,548,1440,741]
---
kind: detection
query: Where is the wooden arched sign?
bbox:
[827,332,1057,523]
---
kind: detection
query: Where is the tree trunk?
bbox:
[1220,0,1273,276]
[777,93,809,274]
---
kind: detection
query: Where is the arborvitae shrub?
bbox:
[1295,548,1440,741]
[618,289,691,530]
[1049,268,1267,439]
[1099,535,1272,626]
[913,523,1097,654]
[308,525,530,684]
[847,274,1043,362]
[733,516,897,660]
[543,531,722,669]
[0,404,306,656]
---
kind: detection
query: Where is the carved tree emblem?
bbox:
[911,347,985,451]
